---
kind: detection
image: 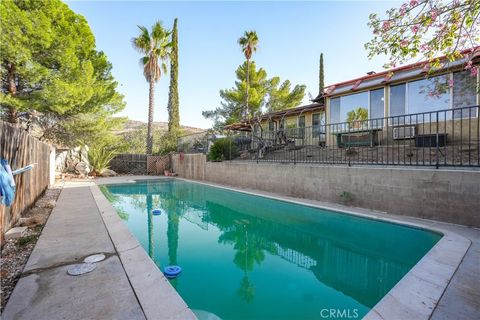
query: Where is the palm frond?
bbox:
[133,21,172,83]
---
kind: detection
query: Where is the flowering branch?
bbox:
[365,0,480,76]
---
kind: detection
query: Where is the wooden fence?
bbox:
[109,153,147,174]
[109,154,171,175]
[0,121,53,245]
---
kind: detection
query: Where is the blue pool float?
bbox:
[151,209,162,215]
[164,265,182,278]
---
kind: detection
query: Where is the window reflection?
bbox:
[340,91,369,123]
[407,74,450,114]
[453,70,477,118]
[390,84,406,117]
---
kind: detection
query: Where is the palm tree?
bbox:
[132,22,172,154]
[238,31,259,120]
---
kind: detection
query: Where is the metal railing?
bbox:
[227,105,480,168]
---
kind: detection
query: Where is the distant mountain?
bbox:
[118,119,206,136]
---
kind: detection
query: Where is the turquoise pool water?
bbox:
[101,179,441,320]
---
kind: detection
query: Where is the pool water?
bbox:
[101,179,441,320]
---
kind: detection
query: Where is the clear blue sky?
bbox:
[67,1,401,129]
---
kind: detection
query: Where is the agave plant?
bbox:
[87,144,117,175]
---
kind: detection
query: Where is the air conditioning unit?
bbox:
[393,126,416,140]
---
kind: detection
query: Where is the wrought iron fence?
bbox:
[227,105,480,168]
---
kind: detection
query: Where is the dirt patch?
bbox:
[0,186,62,312]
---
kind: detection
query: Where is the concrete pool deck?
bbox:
[3,176,479,319]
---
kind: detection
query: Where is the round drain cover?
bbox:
[67,263,96,276]
[84,254,106,263]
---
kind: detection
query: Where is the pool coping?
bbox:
[94,176,471,320]
[90,183,197,320]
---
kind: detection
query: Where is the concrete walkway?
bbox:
[2,183,145,320]
[431,223,480,320]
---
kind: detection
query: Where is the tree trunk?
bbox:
[147,80,155,154]
[7,63,18,124]
[245,59,250,120]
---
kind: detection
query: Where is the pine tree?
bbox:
[167,18,180,135]
[319,53,324,97]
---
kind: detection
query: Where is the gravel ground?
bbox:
[0,186,62,312]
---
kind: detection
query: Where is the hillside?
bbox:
[118,119,206,136]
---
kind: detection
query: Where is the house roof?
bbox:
[258,102,325,121]
[316,46,480,98]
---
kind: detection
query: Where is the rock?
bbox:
[57,146,91,176]
[100,169,117,177]
[36,199,56,209]
[55,150,68,172]
[75,161,90,175]
[17,216,41,227]
[240,151,249,159]
[5,227,28,240]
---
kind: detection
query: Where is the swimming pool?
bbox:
[101,179,441,320]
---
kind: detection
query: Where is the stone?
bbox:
[100,169,117,177]
[55,150,68,172]
[17,216,42,227]
[57,146,91,175]
[75,161,90,175]
[5,227,28,240]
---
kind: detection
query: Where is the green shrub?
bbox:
[157,131,178,155]
[208,138,237,161]
[88,144,117,175]
[17,235,37,247]
[339,191,353,204]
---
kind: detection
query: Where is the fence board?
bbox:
[0,121,52,246]
[109,153,147,174]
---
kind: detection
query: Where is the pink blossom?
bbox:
[430,9,439,21]
[464,60,473,70]
[382,21,391,31]
[420,44,431,52]
[410,0,418,7]
[471,67,479,77]
[448,79,454,87]
[400,39,409,47]
[411,25,419,33]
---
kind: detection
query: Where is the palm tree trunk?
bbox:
[147,194,154,258]
[245,59,250,120]
[147,80,155,154]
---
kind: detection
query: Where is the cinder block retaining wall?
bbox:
[172,154,480,227]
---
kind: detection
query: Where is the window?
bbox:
[390,84,406,117]
[369,88,384,118]
[312,112,324,138]
[297,115,305,138]
[390,74,455,121]
[453,70,477,118]
[330,97,341,123]
[407,74,450,115]
[268,121,275,132]
[340,91,369,123]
